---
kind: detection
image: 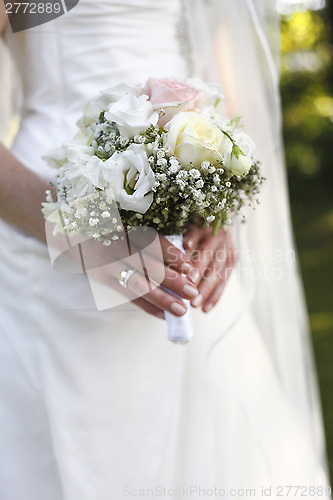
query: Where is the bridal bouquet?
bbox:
[43,78,264,343]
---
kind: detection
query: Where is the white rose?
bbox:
[223,129,255,176]
[229,154,251,176]
[102,144,155,213]
[186,77,224,111]
[165,112,225,166]
[104,94,158,139]
[234,130,255,158]
[77,83,142,128]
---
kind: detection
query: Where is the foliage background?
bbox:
[279,0,333,481]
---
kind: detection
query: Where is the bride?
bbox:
[0,0,330,498]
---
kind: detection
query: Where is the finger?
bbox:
[191,258,222,309]
[130,297,165,320]
[191,236,236,308]
[125,229,196,280]
[120,247,199,301]
[202,257,235,313]
[190,233,222,285]
[159,235,196,278]
[126,271,188,317]
[183,224,203,252]
[93,262,188,318]
[160,265,199,300]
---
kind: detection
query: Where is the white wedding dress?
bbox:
[0,1,330,499]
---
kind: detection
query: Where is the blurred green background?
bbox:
[279,0,333,481]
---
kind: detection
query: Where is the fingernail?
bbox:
[171,302,187,316]
[183,238,193,251]
[182,283,199,299]
[181,262,193,276]
[203,302,213,313]
[191,294,203,307]
[189,268,201,284]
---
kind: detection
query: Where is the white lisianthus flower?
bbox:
[41,201,62,220]
[165,112,225,167]
[223,129,255,176]
[73,127,91,145]
[102,144,155,213]
[77,83,142,127]
[104,94,158,139]
[61,145,109,200]
[65,144,94,162]
[42,146,67,169]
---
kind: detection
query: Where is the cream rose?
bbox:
[164,112,226,166]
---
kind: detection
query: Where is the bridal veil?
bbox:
[183,0,328,478]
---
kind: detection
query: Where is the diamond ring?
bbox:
[119,269,137,289]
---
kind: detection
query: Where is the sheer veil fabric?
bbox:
[0,0,330,498]
[184,0,329,479]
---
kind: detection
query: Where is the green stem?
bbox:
[212,216,222,235]
[221,130,245,157]
[221,129,236,145]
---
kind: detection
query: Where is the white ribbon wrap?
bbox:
[164,234,194,344]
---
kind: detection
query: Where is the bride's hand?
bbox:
[183,224,236,313]
[59,228,200,320]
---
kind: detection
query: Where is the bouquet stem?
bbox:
[212,216,222,236]
[164,234,194,344]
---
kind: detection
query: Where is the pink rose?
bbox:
[143,78,202,126]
